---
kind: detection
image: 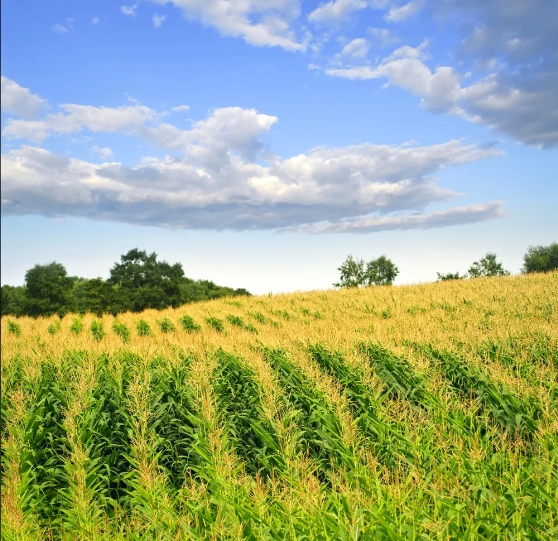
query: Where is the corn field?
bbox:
[1,273,557,540]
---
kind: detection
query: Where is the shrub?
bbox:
[436,272,463,281]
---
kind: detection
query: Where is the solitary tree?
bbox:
[468,253,509,278]
[24,262,74,317]
[108,249,185,312]
[334,254,399,287]
[334,255,365,288]
[364,256,399,286]
[522,242,558,273]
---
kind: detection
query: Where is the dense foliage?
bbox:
[1,249,250,318]
[522,242,558,274]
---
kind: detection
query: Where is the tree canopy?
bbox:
[522,242,558,274]
[24,262,74,317]
[1,249,251,318]
[467,253,510,278]
[335,255,399,288]
[108,249,185,312]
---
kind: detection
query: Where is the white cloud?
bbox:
[1,76,46,119]
[0,135,502,231]
[1,79,505,231]
[121,5,138,17]
[2,103,159,142]
[90,146,114,159]
[283,202,505,234]
[92,17,100,25]
[385,0,423,23]
[336,38,369,59]
[309,0,388,24]
[153,14,166,27]
[322,38,558,146]
[171,105,190,112]
[152,0,307,51]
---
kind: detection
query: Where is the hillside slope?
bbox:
[2,273,557,540]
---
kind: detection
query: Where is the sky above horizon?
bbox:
[1,0,557,293]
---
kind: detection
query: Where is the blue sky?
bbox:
[2,0,557,293]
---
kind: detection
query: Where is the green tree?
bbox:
[1,285,27,316]
[468,253,510,278]
[24,262,74,317]
[334,255,365,288]
[364,255,399,286]
[108,249,185,312]
[522,242,558,273]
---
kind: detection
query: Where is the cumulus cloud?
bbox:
[171,105,190,112]
[153,14,166,27]
[152,0,307,51]
[0,135,503,231]
[1,79,505,231]
[1,76,47,119]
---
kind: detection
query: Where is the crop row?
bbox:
[1,343,553,539]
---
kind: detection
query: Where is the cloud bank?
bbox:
[1,77,505,233]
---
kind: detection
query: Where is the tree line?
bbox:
[335,242,558,288]
[1,248,251,318]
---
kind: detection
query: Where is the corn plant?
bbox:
[6,319,21,336]
[361,343,441,409]
[157,318,175,333]
[226,314,257,333]
[426,347,542,438]
[205,316,223,333]
[47,320,61,335]
[212,350,284,479]
[90,320,105,341]
[264,348,355,478]
[136,319,152,336]
[309,344,415,466]
[18,364,69,527]
[112,320,130,343]
[69,318,84,335]
[179,315,201,332]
